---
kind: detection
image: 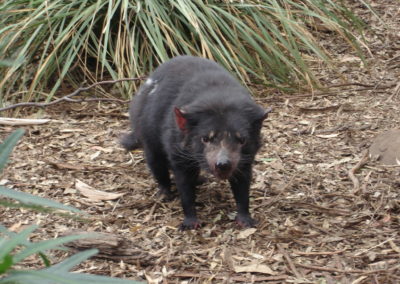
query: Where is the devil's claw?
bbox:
[179,217,202,230]
[235,214,257,228]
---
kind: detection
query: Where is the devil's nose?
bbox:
[215,160,232,172]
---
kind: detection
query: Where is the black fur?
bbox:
[122,56,269,230]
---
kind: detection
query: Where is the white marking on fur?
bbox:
[149,83,158,96]
[145,78,153,85]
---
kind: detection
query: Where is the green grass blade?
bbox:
[46,249,99,272]
[1,269,143,284]
[0,129,24,173]
[0,186,81,213]
[13,234,95,263]
[0,225,38,260]
[0,254,13,274]
[2,250,143,283]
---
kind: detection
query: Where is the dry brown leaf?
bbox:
[75,179,124,201]
[90,151,101,160]
[60,128,85,133]
[233,262,275,275]
[64,188,77,194]
[340,55,362,63]
[316,133,339,138]
[91,146,114,153]
[237,228,257,239]
[319,157,353,169]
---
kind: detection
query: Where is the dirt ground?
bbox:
[1,1,399,283]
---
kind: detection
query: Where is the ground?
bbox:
[1,1,399,283]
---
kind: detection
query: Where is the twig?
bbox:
[293,249,345,256]
[296,124,349,135]
[277,244,304,279]
[386,82,400,101]
[389,240,400,253]
[0,77,144,113]
[296,263,400,275]
[297,263,358,273]
[348,150,369,194]
[299,218,331,235]
[324,82,377,88]
[296,124,371,136]
[261,83,397,103]
[354,238,396,257]
[172,272,288,282]
[293,202,351,216]
[63,97,129,103]
[0,117,51,126]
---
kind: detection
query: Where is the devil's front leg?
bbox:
[229,164,257,228]
[171,159,201,230]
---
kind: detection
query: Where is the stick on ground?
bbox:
[348,150,369,194]
[0,77,144,113]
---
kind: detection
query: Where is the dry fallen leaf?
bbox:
[316,133,339,138]
[318,157,353,169]
[340,55,362,63]
[90,150,101,160]
[75,179,125,201]
[91,146,114,153]
[237,228,257,239]
[64,188,77,194]
[60,128,85,133]
[233,262,275,275]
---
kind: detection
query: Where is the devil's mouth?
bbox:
[213,169,233,180]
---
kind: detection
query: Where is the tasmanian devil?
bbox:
[121,56,270,230]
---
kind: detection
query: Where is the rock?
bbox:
[369,129,400,165]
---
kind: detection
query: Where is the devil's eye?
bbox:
[202,133,215,143]
[202,136,209,143]
[236,136,246,145]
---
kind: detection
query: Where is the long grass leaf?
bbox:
[0,225,38,260]
[13,234,95,263]
[0,186,81,213]
[0,129,24,173]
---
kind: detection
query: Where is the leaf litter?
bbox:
[1,1,400,283]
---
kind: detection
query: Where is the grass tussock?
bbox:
[0,0,368,104]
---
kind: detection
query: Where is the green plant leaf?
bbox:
[0,129,24,173]
[0,224,33,247]
[1,250,144,283]
[0,254,13,274]
[38,252,51,268]
[0,225,38,260]
[0,269,143,284]
[13,234,96,263]
[46,249,99,272]
[0,224,11,234]
[0,186,81,213]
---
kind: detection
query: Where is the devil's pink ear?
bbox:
[174,107,187,132]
